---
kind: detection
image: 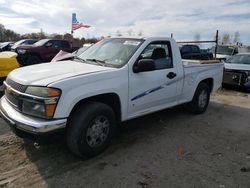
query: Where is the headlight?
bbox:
[17,49,26,54]
[25,86,60,97]
[22,86,61,119]
[247,72,250,82]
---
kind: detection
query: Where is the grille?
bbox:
[4,78,26,110]
[6,78,27,92]
[5,91,19,107]
[223,71,242,85]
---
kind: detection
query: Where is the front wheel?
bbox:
[66,102,116,158]
[26,55,41,65]
[186,83,210,114]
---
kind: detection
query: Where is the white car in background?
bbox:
[223,53,250,90]
[210,45,238,60]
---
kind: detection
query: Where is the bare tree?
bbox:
[54,34,63,39]
[194,33,201,47]
[233,31,240,44]
[127,29,133,36]
[222,33,231,45]
[39,28,46,39]
[116,30,122,37]
[0,24,4,42]
[194,33,201,41]
[138,30,143,36]
[63,33,73,40]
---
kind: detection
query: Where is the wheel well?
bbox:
[29,53,42,60]
[200,78,213,93]
[69,93,121,122]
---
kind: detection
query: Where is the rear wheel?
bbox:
[67,102,116,158]
[187,83,210,114]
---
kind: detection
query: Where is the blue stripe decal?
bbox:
[131,64,223,101]
[131,86,164,101]
[131,77,182,101]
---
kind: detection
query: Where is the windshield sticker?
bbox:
[123,41,140,46]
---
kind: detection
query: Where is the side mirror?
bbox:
[133,59,155,73]
[45,42,52,47]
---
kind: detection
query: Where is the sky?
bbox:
[0,0,250,44]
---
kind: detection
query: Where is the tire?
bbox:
[26,55,41,65]
[186,83,210,114]
[66,102,116,158]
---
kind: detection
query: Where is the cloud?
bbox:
[0,0,249,44]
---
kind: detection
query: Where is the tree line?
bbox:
[0,23,244,46]
[194,31,242,46]
[0,24,99,46]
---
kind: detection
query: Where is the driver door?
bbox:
[128,41,179,118]
[43,40,61,61]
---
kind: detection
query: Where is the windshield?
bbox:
[34,39,49,46]
[73,46,89,56]
[78,38,143,67]
[226,54,250,65]
[211,46,236,55]
[0,42,9,48]
[14,39,26,46]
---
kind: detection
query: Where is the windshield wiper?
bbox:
[86,58,106,66]
[73,56,86,63]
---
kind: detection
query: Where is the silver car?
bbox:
[223,53,250,90]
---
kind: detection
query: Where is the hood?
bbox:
[16,45,36,50]
[0,51,17,58]
[11,44,33,50]
[216,54,230,59]
[224,63,250,71]
[8,60,115,86]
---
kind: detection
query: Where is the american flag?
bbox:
[72,13,91,31]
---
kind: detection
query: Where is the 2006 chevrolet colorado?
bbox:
[0,37,224,158]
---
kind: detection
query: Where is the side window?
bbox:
[140,41,173,70]
[45,40,56,48]
[61,41,70,48]
[181,45,191,54]
[191,45,199,53]
[53,40,61,48]
[47,40,61,48]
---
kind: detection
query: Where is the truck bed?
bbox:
[182,59,221,65]
[181,59,224,101]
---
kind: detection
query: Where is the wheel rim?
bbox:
[198,90,208,109]
[86,115,110,148]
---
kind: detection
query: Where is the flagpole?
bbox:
[71,13,74,47]
[71,29,73,48]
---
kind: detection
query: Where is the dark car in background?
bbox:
[16,39,78,66]
[180,44,213,60]
[51,43,93,62]
[0,42,14,52]
[11,39,38,51]
[223,53,250,90]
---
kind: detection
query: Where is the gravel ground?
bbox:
[0,89,250,188]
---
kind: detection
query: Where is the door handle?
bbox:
[166,72,177,79]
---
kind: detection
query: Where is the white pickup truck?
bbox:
[0,37,223,157]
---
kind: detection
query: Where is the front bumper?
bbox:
[0,97,67,135]
[223,70,250,89]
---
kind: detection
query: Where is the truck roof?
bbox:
[111,36,174,41]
